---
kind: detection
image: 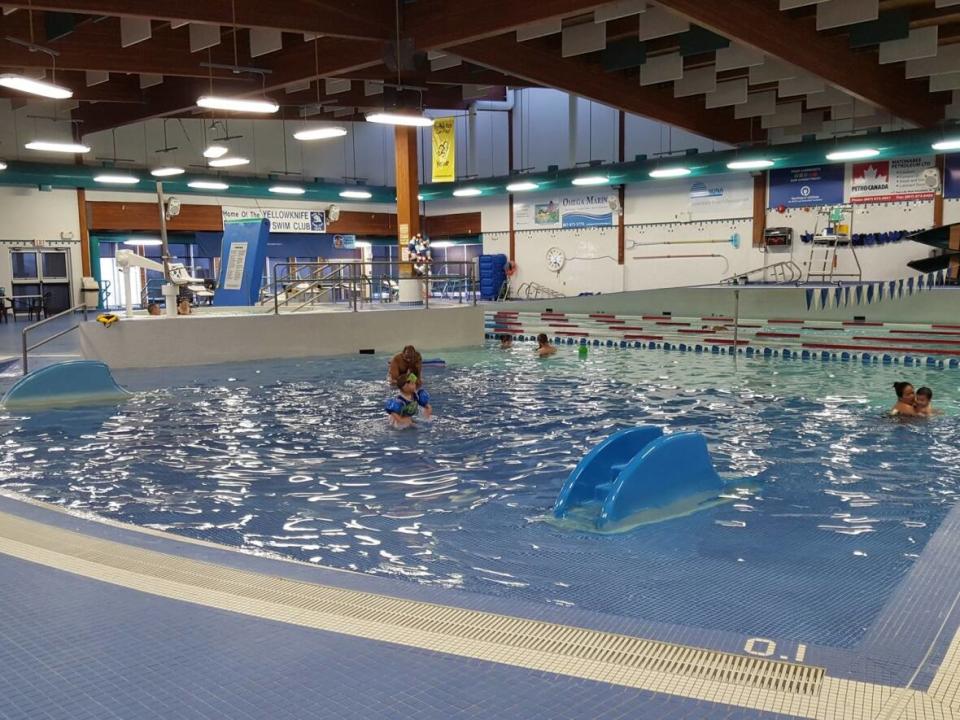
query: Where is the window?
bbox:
[42,252,68,279]
[12,251,38,279]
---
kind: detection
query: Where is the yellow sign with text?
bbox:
[432,117,455,183]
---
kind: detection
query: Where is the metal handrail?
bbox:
[21,303,89,375]
[720,261,803,285]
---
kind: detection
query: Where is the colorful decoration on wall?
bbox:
[804,270,945,311]
[408,233,431,276]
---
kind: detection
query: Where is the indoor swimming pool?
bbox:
[2,345,958,651]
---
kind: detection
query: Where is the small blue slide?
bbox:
[2,360,130,410]
[553,426,726,529]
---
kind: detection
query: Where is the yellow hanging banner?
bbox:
[432,117,456,183]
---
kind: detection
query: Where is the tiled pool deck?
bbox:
[3,488,960,719]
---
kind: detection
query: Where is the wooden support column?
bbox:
[935,154,946,227]
[507,107,516,262]
[617,111,626,266]
[394,125,421,275]
[77,188,91,276]
[951,226,960,282]
[752,172,767,248]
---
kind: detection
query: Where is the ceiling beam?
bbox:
[404,0,613,49]
[654,0,944,127]
[0,0,392,40]
[449,34,760,145]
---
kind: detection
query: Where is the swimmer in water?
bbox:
[499,334,513,349]
[891,381,918,417]
[914,386,938,416]
[536,333,557,357]
[384,373,432,429]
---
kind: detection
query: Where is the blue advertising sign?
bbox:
[768,164,845,208]
[944,153,960,199]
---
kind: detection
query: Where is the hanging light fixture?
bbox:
[208,156,250,168]
[340,189,373,199]
[726,159,774,170]
[203,144,229,159]
[649,167,691,179]
[196,95,279,114]
[453,188,482,197]
[571,175,609,186]
[188,180,229,190]
[506,181,539,192]
[0,73,72,99]
[151,167,185,177]
[94,173,140,184]
[123,238,163,247]
[25,140,91,154]
[294,126,348,141]
[932,138,960,151]
[270,185,306,195]
[825,148,879,161]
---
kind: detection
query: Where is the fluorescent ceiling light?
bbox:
[94,173,140,184]
[453,188,482,197]
[0,73,72,99]
[340,189,372,199]
[203,144,229,159]
[431,241,454,249]
[932,138,960,151]
[188,180,229,190]
[506,181,539,192]
[825,148,879,161]
[123,238,162,247]
[571,175,609,186]
[726,159,774,170]
[0,161,6,171]
[208,156,250,168]
[151,166,185,177]
[196,95,279,113]
[269,185,306,195]
[294,126,348,140]
[25,140,90,154]
[366,112,434,127]
[649,167,691,179]
[417,193,424,200]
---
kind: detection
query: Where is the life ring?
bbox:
[504,260,517,277]
[96,313,119,328]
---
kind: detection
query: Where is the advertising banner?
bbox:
[222,206,326,233]
[431,117,456,183]
[848,156,937,203]
[688,175,753,219]
[945,154,960,199]
[513,190,613,230]
[768,164,844,208]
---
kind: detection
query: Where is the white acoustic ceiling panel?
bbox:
[1,6,18,13]
[170,20,189,29]
[139,74,162,89]
[189,23,220,52]
[878,26,937,64]
[780,0,829,8]
[805,86,851,108]
[704,78,748,108]
[517,18,562,41]
[638,5,688,40]
[931,72,960,92]
[673,66,716,97]
[333,106,354,118]
[463,84,492,99]
[303,32,322,42]
[640,52,683,85]
[831,102,879,119]
[562,21,606,57]
[748,59,798,84]
[86,70,109,86]
[594,0,647,22]
[364,81,384,96]
[936,0,960,7]
[325,78,351,94]
[285,80,311,93]
[431,54,462,71]
[734,90,777,118]
[778,73,825,97]
[249,28,283,57]
[946,100,960,120]
[905,44,960,78]
[761,101,803,128]
[816,0,877,30]
[715,43,765,72]
[120,16,152,47]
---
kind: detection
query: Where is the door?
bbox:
[10,248,73,315]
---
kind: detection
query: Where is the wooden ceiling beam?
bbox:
[449,34,760,145]
[654,0,944,127]
[0,0,392,40]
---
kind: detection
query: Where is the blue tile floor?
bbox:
[0,546,792,720]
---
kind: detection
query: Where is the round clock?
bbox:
[545,246,566,272]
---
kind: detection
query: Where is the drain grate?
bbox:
[4,513,823,696]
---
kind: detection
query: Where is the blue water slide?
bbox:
[553,426,663,518]
[2,360,130,410]
[596,432,725,529]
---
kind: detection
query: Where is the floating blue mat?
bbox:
[553,426,725,529]
[2,360,131,410]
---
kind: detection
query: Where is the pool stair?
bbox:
[1,360,131,410]
[487,310,960,367]
[553,426,725,529]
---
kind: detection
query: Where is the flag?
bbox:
[431,117,456,183]
[805,289,814,311]
[844,286,851,307]
[907,277,915,295]
[855,285,864,305]
[833,287,842,308]
[820,288,829,309]
[898,279,904,298]
[866,284,875,304]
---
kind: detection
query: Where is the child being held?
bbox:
[914,386,938,416]
[384,373,432,429]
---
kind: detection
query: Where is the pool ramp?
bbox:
[2,360,130,410]
[553,426,725,529]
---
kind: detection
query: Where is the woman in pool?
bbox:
[536,333,557,357]
[384,373,432,429]
[891,381,918,417]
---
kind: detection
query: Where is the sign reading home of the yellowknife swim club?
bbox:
[222,206,326,233]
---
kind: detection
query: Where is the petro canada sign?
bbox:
[849,156,937,204]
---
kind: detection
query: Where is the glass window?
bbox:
[12,251,38,279]
[42,252,68,279]
[41,283,70,314]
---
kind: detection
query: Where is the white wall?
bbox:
[0,186,84,304]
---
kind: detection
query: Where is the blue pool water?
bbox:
[2,346,959,649]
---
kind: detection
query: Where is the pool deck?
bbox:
[3,487,960,719]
